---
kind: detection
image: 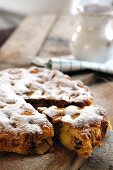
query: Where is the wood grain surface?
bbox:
[40,15,77,57]
[0,14,113,170]
[0,143,74,170]
[91,82,113,125]
[0,14,57,69]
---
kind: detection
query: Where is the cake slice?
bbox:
[37,105,108,158]
[0,95,54,154]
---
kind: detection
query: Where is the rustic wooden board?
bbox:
[0,14,57,69]
[0,143,74,170]
[72,72,96,86]
[90,82,113,125]
[40,15,77,57]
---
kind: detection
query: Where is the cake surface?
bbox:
[38,105,108,158]
[0,66,93,107]
[0,66,109,157]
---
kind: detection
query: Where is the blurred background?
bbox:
[0,0,113,29]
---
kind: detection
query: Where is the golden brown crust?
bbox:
[38,105,108,158]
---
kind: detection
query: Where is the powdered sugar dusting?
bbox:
[39,105,106,128]
[0,71,53,136]
[0,66,93,106]
[0,101,53,135]
[62,105,105,127]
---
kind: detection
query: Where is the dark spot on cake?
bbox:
[11,123,17,128]
[11,82,15,86]
[29,120,34,124]
[51,73,56,79]
[74,137,82,150]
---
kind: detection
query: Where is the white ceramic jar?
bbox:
[70,4,113,62]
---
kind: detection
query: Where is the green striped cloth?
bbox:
[30,55,113,74]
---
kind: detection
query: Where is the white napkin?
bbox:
[30,55,113,74]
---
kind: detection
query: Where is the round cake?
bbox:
[0,66,109,158]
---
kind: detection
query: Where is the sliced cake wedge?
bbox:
[38,105,108,158]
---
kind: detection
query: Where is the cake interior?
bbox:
[54,121,108,158]
[0,132,53,154]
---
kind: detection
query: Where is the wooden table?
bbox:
[0,14,113,170]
